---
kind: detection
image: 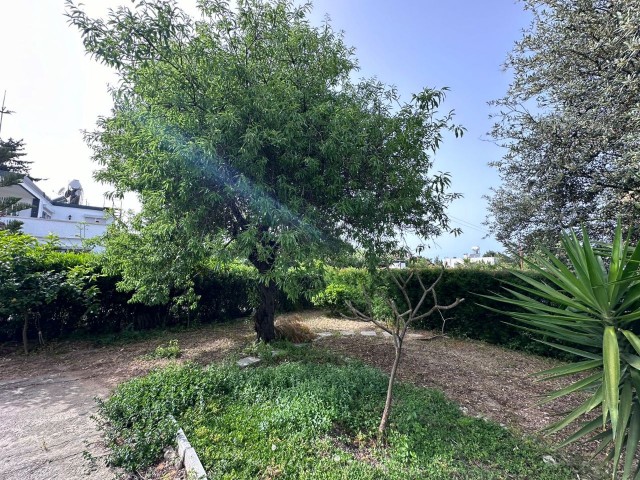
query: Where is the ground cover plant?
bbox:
[144,339,181,359]
[98,343,579,479]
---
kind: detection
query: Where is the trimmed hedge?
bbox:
[1,231,569,359]
[0,242,308,344]
[312,267,565,358]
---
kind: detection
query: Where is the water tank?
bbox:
[64,180,83,205]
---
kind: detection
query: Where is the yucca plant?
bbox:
[483,222,640,479]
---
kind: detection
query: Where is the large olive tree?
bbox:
[66,0,462,341]
[487,0,640,254]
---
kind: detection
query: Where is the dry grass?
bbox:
[274,315,316,343]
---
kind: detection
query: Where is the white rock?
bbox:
[236,356,261,368]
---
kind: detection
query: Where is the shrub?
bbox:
[484,223,640,478]
[0,232,96,352]
[0,235,306,343]
[311,267,373,315]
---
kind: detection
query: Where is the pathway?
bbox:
[0,373,112,480]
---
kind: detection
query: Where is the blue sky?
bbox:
[0,0,530,258]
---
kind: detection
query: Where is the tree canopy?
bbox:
[66,0,463,341]
[0,119,32,228]
[487,0,640,253]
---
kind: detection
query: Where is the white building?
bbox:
[0,175,111,251]
[443,246,497,268]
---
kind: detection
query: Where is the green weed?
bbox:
[144,339,181,359]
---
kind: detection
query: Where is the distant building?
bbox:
[389,259,408,269]
[443,246,497,268]
[0,175,111,251]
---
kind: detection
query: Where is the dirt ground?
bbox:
[0,319,253,480]
[0,312,606,479]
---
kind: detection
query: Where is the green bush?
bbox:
[311,267,374,315]
[0,232,97,351]
[0,232,309,343]
[145,339,181,359]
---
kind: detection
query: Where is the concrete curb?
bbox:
[176,427,207,480]
[170,416,207,480]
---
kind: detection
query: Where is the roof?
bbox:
[50,201,105,212]
[1,173,106,211]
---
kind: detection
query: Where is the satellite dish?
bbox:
[471,246,480,254]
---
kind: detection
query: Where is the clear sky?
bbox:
[0,0,529,258]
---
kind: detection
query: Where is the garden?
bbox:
[2,0,640,478]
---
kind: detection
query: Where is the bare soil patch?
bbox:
[0,319,255,388]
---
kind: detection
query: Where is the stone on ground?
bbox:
[236,356,261,368]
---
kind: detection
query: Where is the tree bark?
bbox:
[378,340,403,438]
[22,312,29,355]
[254,279,277,342]
[249,234,279,343]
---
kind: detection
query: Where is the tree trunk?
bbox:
[248,231,280,343]
[22,312,29,355]
[254,279,277,342]
[378,340,403,439]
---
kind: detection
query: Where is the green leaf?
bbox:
[622,330,640,359]
[534,340,602,360]
[613,381,633,474]
[558,415,603,447]
[545,385,603,435]
[539,372,602,404]
[535,359,602,379]
[603,326,620,437]
[622,402,640,480]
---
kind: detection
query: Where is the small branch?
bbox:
[344,301,394,334]
[412,297,464,322]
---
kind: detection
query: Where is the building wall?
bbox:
[0,216,108,251]
[0,177,111,251]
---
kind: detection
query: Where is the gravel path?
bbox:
[0,320,252,479]
[0,373,112,480]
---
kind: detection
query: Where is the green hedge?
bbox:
[312,267,564,358]
[0,235,309,344]
[1,231,569,359]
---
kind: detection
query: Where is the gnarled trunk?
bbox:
[254,279,277,342]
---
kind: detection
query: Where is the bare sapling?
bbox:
[345,268,463,439]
